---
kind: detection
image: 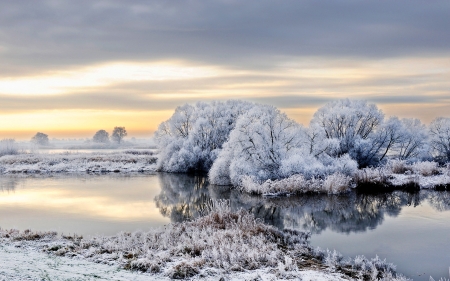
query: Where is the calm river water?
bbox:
[1,173,449,280]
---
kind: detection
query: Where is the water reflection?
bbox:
[153,173,450,234]
[0,177,19,192]
[0,174,169,235]
[154,173,229,223]
[1,173,448,280]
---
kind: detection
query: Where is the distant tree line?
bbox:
[30,127,128,146]
[92,127,128,144]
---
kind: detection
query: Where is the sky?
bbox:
[1,0,449,139]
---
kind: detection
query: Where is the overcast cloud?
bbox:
[0,0,449,137]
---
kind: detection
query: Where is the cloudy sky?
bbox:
[1,0,449,139]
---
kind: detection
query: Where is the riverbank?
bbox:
[0,243,350,281]
[0,202,408,281]
[0,151,157,174]
[1,152,449,195]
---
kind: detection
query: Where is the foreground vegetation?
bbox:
[0,201,408,280]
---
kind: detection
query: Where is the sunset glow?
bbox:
[0,1,449,139]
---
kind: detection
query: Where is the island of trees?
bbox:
[155,99,450,194]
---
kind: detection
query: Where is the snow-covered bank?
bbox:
[355,161,450,191]
[237,161,450,196]
[0,242,350,281]
[0,202,408,280]
[0,243,159,281]
[0,151,157,174]
[239,173,352,196]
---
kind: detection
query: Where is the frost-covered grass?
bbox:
[238,160,450,195]
[354,160,450,191]
[0,151,157,174]
[0,202,408,280]
[239,173,352,196]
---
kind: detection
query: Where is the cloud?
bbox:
[0,55,448,114]
[1,0,450,76]
[0,0,449,137]
[0,61,222,95]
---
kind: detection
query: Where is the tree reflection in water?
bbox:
[154,173,450,234]
[154,173,230,223]
[0,177,19,193]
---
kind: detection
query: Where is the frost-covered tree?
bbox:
[310,99,410,167]
[215,105,306,184]
[311,99,384,156]
[111,127,127,144]
[209,105,358,186]
[304,123,340,158]
[429,117,450,162]
[348,117,407,167]
[155,100,255,172]
[92,129,110,143]
[31,132,49,146]
[394,118,429,160]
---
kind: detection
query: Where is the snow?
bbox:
[355,160,450,190]
[239,173,352,196]
[0,203,409,280]
[156,99,439,193]
[0,151,157,174]
[0,242,351,281]
[0,243,159,281]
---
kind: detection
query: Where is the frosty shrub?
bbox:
[354,167,390,186]
[387,160,411,174]
[0,139,18,156]
[410,161,440,176]
[385,160,440,177]
[155,100,255,172]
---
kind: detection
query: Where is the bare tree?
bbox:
[93,129,110,143]
[31,132,49,146]
[111,127,127,144]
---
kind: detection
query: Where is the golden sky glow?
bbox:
[0,56,449,139]
[1,1,449,140]
[0,109,173,139]
[0,61,222,96]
